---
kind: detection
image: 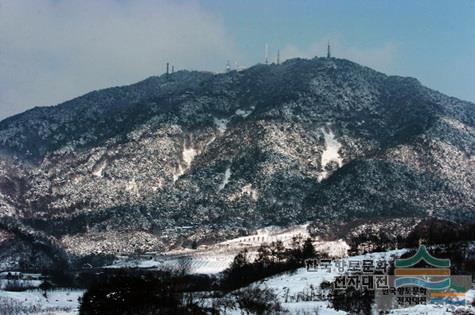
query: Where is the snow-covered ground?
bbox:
[105,225,475,314]
[110,223,325,273]
[218,166,232,191]
[235,106,255,118]
[109,224,364,274]
[248,249,475,314]
[205,250,409,314]
[222,300,346,315]
[282,301,346,315]
[256,250,407,301]
[2,245,472,314]
[387,301,475,315]
[213,117,229,134]
[318,127,344,182]
[0,289,84,315]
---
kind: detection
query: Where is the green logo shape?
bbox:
[395,245,450,268]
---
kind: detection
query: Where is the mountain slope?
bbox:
[0,57,473,263]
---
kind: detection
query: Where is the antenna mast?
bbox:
[277,49,280,65]
[327,41,331,58]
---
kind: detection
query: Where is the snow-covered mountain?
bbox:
[0,57,474,269]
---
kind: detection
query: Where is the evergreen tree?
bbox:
[272,240,286,262]
[302,237,317,260]
[255,243,272,266]
[230,249,249,270]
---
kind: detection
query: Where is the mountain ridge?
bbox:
[0,57,473,268]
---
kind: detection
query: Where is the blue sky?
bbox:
[202,0,475,101]
[0,0,474,119]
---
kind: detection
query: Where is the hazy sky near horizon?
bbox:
[0,0,474,119]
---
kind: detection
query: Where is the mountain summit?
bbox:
[0,57,474,266]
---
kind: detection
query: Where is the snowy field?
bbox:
[243,250,405,314]
[387,302,475,315]
[110,224,350,274]
[0,289,84,315]
[1,225,473,314]
[1,249,473,314]
[107,225,475,313]
[241,250,475,314]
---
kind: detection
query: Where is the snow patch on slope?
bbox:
[241,184,258,201]
[92,159,107,177]
[235,106,255,118]
[318,128,343,182]
[173,136,199,182]
[151,178,163,192]
[218,166,232,191]
[183,146,197,169]
[213,117,229,134]
[125,178,139,197]
[173,164,184,183]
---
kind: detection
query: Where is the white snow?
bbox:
[258,267,336,299]
[151,179,163,192]
[91,159,107,177]
[246,250,408,314]
[182,146,197,169]
[213,117,230,134]
[0,288,84,314]
[466,288,475,305]
[109,224,313,274]
[315,240,350,258]
[235,106,255,118]
[225,300,346,315]
[241,184,259,201]
[256,250,407,298]
[387,303,475,314]
[173,164,184,182]
[173,137,200,182]
[282,301,347,314]
[188,256,235,274]
[205,136,216,147]
[125,178,139,197]
[318,128,343,182]
[110,253,235,275]
[218,167,232,191]
[221,224,310,247]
